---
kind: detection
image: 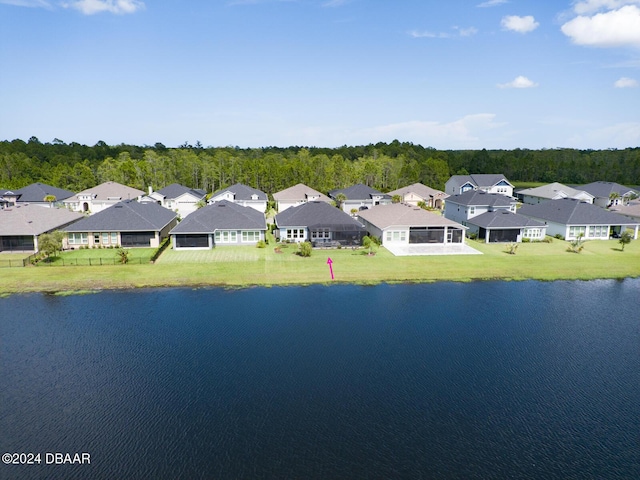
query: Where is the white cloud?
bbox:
[501,15,539,33]
[561,5,640,47]
[497,76,539,88]
[568,122,640,147]
[62,0,144,15]
[408,26,477,39]
[347,114,506,147]
[572,0,640,15]
[614,76,639,87]
[477,0,508,7]
[0,0,51,7]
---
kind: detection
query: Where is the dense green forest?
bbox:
[1,137,639,194]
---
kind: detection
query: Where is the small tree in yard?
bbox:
[362,235,380,255]
[506,242,518,255]
[567,234,584,253]
[298,241,312,257]
[38,230,65,259]
[619,230,633,251]
[116,248,130,264]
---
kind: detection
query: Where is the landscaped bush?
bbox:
[522,237,531,243]
[467,232,478,240]
[256,240,266,248]
[297,241,312,257]
[555,234,564,240]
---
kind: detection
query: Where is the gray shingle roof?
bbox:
[156,183,206,200]
[170,200,266,234]
[357,203,464,229]
[328,184,391,201]
[579,181,639,199]
[211,183,267,201]
[275,201,365,230]
[64,200,177,232]
[469,211,545,229]
[516,182,593,200]
[12,182,75,202]
[0,204,84,236]
[519,198,639,226]
[446,190,515,207]
[448,174,511,189]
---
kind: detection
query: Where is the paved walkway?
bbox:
[383,242,482,256]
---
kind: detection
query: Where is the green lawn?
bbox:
[1,236,639,294]
[37,248,156,266]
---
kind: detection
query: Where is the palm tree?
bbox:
[608,192,620,207]
[43,194,57,207]
[335,193,347,209]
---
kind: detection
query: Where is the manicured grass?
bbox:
[37,248,155,266]
[0,252,33,268]
[1,237,639,294]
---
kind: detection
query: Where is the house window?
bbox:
[215,231,237,243]
[286,229,304,240]
[68,233,88,245]
[102,233,109,244]
[386,230,407,242]
[569,226,586,238]
[588,226,607,237]
[524,228,542,238]
[311,229,329,239]
[111,232,118,244]
[94,233,100,244]
[242,231,260,242]
[469,206,475,215]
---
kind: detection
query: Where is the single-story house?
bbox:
[387,183,449,209]
[579,181,639,208]
[144,183,207,218]
[274,201,366,246]
[2,182,75,208]
[169,200,267,249]
[273,183,332,212]
[445,174,514,197]
[357,203,467,246]
[516,182,594,205]
[0,204,83,252]
[444,190,517,226]
[63,200,178,248]
[467,211,547,243]
[208,183,268,212]
[327,184,392,215]
[63,181,145,214]
[609,200,640,222]
[519,198,640,241]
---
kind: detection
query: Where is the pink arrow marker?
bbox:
[327,257,334,280]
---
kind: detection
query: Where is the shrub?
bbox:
[522,237,531,243]
[555,234,564,240]
[297,241,312,257]
[467,232,478,240]
[256,240,266,249]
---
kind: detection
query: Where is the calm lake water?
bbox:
[1,280,639,479]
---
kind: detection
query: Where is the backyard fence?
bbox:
[0,253,37,268]
[36,256,153,266]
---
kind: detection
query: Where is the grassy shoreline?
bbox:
[1,237,639,295]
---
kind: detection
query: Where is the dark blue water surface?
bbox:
[1,280,639,479]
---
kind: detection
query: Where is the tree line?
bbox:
[1,137,639,194]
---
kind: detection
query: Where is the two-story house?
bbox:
[445,190,545,242]
[445,174,514,197]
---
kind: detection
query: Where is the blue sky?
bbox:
[1,0,639,149]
